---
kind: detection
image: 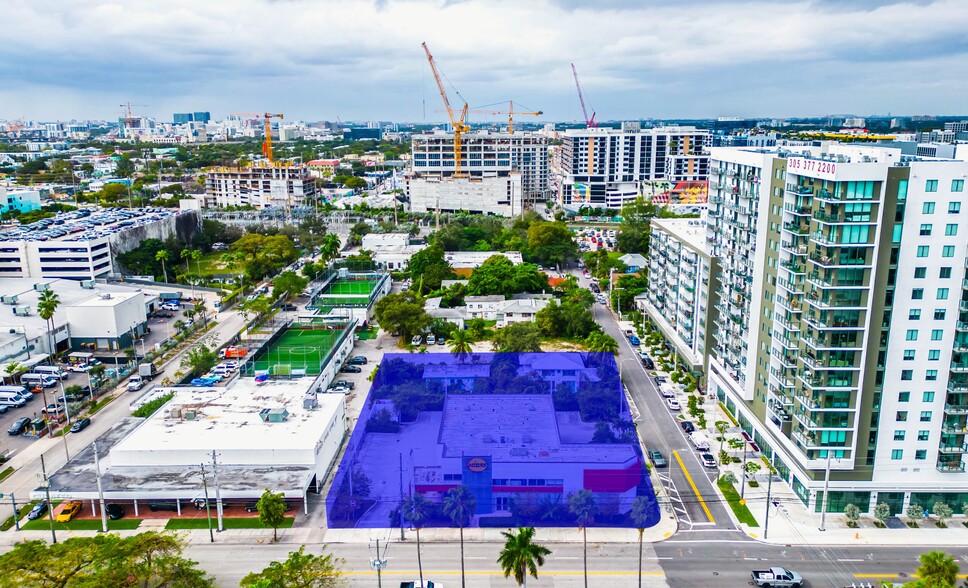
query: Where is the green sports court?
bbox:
[310,275,383,315]
[246,326,343,376]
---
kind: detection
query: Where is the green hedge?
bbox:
[132,393,174,418]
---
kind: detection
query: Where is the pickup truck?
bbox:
[127,376,145,392]
[751,567,803,587]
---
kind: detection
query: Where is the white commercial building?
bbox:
[702,143,968,516]
[360,233,428,271]
[407,173,523,217]
[205,164,317,209]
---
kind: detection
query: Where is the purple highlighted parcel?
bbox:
[326,352,660,529]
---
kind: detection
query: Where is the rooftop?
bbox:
[653,217,709,254]
[445,251,524,269]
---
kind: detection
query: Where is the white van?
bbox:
[0,387,28,408]
[34,365,68,380]
[21,373,57,388]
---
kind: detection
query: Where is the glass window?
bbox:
[920,411,932,422]
[928,350,940,361]
[949,201,962,213]
[914,267,926,278]
[926,370,938,381]
[913,288,924,300]
[940,267,952,279]
[923,201,936,213]
[920,224,932,236]
[952,179,964,192]
[892,449,903,460]
[945,224,958,236]
[931,329,944,341]
[916,246,929,257]
[906,329,918,341]
[894,430,906,441]
[899,392,911,402]
[896,411,908,421]
[898,179,908,201]
[918,430,930,441]
[934,309,946,320]
[937,288,949,300]
[901,370,913,381]
[923,391,935,402]
[915,450,927,460]
[942,245,955,257]
[909,309,921,320]
[903,350,915,360]
[926,180,938,193]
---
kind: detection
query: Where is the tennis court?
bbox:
[324,277,381,296]
[247,326,342,375]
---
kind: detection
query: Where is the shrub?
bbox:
[844,503,861,528]
[720,471,738,485]
[906,504,925,527]
[132,392,175,418]
[933,502,953,528]
[873,502,890,527]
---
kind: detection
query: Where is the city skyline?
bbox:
[2,0,967,123]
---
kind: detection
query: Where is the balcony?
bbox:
[941,422,968,434]
[954,340,968,353]
[780,260,806,274]
[813,210,842,224]
[786,185,813,196]
[784,204,812,216]
[949,382,968,394]
[783,222,810,236]
[944,404,968,415]
[792,430,820,449]
[806,294,865,310]
[807,271,867,290]
[959,300,968,312]
[780,242,809,257]
[775,295,803,314]
[936,462,966,473]
[939,442,968,454]
[951,363,968,374]
[957,322,968,333]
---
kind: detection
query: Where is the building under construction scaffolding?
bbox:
[204,163,316,210]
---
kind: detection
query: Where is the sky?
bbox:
[1,0,967,124]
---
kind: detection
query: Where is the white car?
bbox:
[68,363,92,373]
[699,453,717,468]
[666,397,681,411]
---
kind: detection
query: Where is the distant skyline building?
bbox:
[173,112,211,125]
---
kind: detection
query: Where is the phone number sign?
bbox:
[787,157,838,181]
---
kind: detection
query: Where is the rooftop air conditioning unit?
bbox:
[33,283,50,292]
[183,409,197,421]
[80,280,96,289]
[12,306,30,316]
[0,295,17,305]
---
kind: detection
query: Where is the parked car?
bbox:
[411,335,422,345]
[340,365,362,374]
[679,421,696,434]
[281,303,297,311]
[8,417,30,436]
[699,452,717,469]
[148,501,179,512]
[334,380,355,390]
[70,417,91,434]
[629,336,641,346]
[56,500,82,522]
[106,503,126,520]
[437,337,446,346]
[666,397,681,411]
[648,450,668,468]
[27,501,49,520]
[346,356,367,365]
[641,356,655,370]
[68,363,92,373]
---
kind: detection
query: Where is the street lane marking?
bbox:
[673,449,715,523]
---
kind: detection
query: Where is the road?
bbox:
[0,309,246,501]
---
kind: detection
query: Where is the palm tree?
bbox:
[914,550,959,587]
[3,361,22,384]
[497,527,551,587]
[155,249,170,283]
[584,331,618,354]
[402,493,431,588]
[191,249,203,276]
[448,329,473,362]
[194,300,208,327]
[443,485,477,588]
[320,234,341,263]
[180,248,192,273]
[568,489,597,588]
[630,496,655,588]
[36,289,60,433]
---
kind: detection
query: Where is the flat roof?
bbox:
[444,251,524,268]
[69,290,142,307]
[653,217,708,255]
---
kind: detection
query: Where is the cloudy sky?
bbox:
[2,0,966,124]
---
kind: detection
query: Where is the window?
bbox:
[920,224,932,236]
[898,392,911,402]
[931,329,944,341]
[914,267,926,278]
[906,329,918,341]
[923,201,936,213]
[923,391,935,402]
[926,369,939,380]
[943,245,955,258]
[903,350,916,360]
[894,430,906,441]
[949,202,962,213]
[937,288,949,300]
[928,350,940,361]
[926,180,938,193]
[909,309,921,320]
[901,370,913,381]
[934,309,946,320]
[920,411,932,422]
[892,449,904,460]
[915,450,927,461]
[913,288,924,300]
[953,179,964,192]
[946,224,959,236]
[941,267,952,279]
[916,246,930,258]
[918,430,930,441]
[896,411,908,421]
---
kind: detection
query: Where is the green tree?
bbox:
[491,322,542,352]
[232,233,266,260]
[374,291,432,344]
[526,221,577,267]
[239,545,344,588]
[584,331,618,354]
[348,222,371,246]
[568,489,597,588]
[933,502,953,528]
[408,244,454,293]
[448,329,473,361]
[155,249,170,283]
[907,550,959,588]
[181,343,217,377]
[466,255,545,297]
[616,197,660,254]
[497,527,551,587]
[273,271,309,302]
[873,502,891,527]
[630,496,654,588]
[36,289,60,427]
[844,503,861,528]
[319,233,342,263]
[443,485,477,588]
[402,493,432,588]
[907,504,926,526]
[256,488,288,542]
[193,300,208,327]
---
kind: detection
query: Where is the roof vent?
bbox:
[259,407,289,423]
[80,280,96,289]
[33,283,50,292]
[12,306,30,316]
[1,295,17,305]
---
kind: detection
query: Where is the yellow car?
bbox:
[56,500,82,523]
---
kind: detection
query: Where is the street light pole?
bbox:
[819,452,832,531]
[93,441,108,533]
[763,452,775,540]
[200,463,214,543]
[40,454,56,544]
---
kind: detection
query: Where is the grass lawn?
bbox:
[22,518,142,531]
[165,517,294,530]
[717,476,759,527]
[1,502,35,531]
[192,251,243,277]
[0,466,13,482]
[356,328,379,340]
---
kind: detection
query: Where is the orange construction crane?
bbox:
[262,113,284,162]
[421,41,470,177]
[467,100,542,133]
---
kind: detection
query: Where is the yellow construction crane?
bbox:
[421,41,470,177]
[468,100,542,133]
[261,113,284,162]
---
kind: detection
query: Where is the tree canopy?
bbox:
[374,291,432,342]
[466,256,547,297]
[239,546,344,588]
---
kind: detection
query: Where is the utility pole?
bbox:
[200,463,214,542]
[370,537,388,588]
[398,452,405,540]
[819,452,832,531]
[40,454,56,544]
[93,441,108,533]
[740,444,749,500]
[763,452,775,540]
[211,450,224,531]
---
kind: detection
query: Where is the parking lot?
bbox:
[0,207,182,243]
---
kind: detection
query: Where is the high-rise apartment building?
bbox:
[204,164,316,209]
[699,144,968,515]
[555,123,710,208]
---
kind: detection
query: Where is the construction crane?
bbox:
[570,63,597,128]
[422,41,470,177]
[119,102,148,120]
[467,100,542,133]
[261,113,284,162]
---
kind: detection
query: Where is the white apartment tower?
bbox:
[704,144,968,516]
[556,123,711,208]
[205,164,316,209]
